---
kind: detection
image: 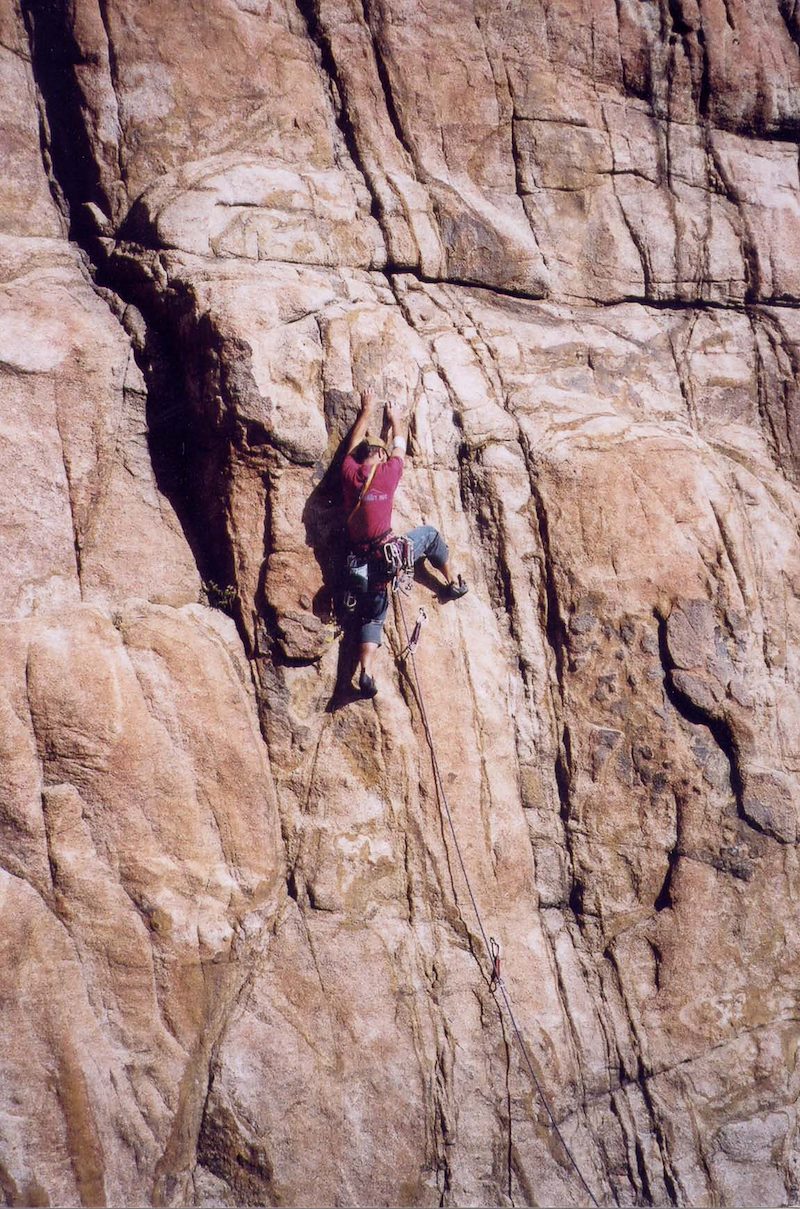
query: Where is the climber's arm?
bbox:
[385,402,407,463]
[346,388,377,455]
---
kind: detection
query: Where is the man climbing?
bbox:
[342,387,468,699]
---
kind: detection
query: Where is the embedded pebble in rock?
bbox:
[2,0,800,1205]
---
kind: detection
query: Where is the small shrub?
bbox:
[203,580,237,615]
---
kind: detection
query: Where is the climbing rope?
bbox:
[394,590,602,1209]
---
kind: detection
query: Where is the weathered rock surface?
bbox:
[2,0,800,1205]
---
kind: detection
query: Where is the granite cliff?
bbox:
[2,1,800,1205]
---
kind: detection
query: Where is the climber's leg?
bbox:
[356,587,388,697]
[406,525,468,597]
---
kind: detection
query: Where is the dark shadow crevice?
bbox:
[655,612,746,813]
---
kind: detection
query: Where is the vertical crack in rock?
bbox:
[596,99,653,299]
[719,0,737,35]
[704,132,763,304]
[292,0,382,227]
[662,0,709,119]
[15,5,69,231]
[190,966,263,1205]
[52,401,85,595]
[92,0,126,190]
[394,653,477,966]
[524,470,573,826]
[20,0,114,246]
[613,189,653,300]
[507,119,551,275]
[470,10,551,277]
[708,499,753,617]
[19,0,247,616]
[653,808,680,913]
[109,271,245,621]
[748,308,800,481]
[602,945,685,1204]
[291,0,425,273]
[607,1089,643,1201]
[358,0,411,165]
[778,0,800,50]
[433,1028,456,1206]
[655,611,747,816]
[666,312,700,427]
[498,1008,515,1207]
[695,25,711,122]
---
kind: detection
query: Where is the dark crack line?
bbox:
[485,35,552,275]
[292,0,420,269]
[666,315,700,427]
[293,0,382,226]
[54,229,800,315]
[602,944,685,1204]
[653,611,793,849]
[720,0,737,33]
[778,0,800,50]
[94,0,126,190]
[16,3,70,232]
[496,998,516,1208]
[613,181,654,297]
[607,1090,645,1204]
[394,640,482,966]
[596,293,800,313]
[51,402,84,596]
[747,308,799,481]
[705,132,763,304]
[359,0,413,167]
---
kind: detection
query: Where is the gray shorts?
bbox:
[356,525,448,645]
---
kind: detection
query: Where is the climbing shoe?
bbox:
[443,576,469,601]
[359,671,378,699]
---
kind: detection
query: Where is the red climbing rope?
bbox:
[394,590,603,1209]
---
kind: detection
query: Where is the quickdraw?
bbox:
[399,607,427,660]
[489,937,502,991]
[383,535,415,574]
[383,535,416,593]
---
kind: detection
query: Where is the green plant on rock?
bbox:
[202,580,237,615]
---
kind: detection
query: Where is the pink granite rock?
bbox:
[3,0,800,1204]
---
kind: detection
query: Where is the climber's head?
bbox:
[355,437,389,464]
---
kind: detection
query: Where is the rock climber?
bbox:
[341,387,468,699]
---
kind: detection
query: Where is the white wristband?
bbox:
[392,435,407,453]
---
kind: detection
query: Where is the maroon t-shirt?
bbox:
[342,454,404,544]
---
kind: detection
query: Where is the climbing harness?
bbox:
[343,533,415,614]
[394,589,603,1209]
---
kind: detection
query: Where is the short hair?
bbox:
[354,437,388,462]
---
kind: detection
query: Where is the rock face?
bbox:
[2,0,800,1205]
